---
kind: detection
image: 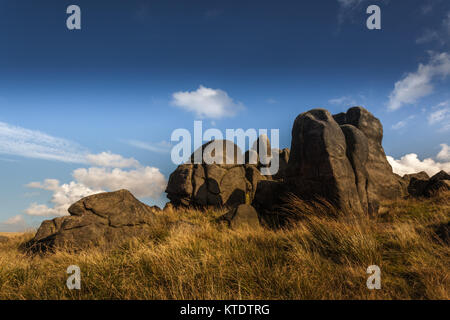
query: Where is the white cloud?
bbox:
[25,180,103,217]
[171,85,244,119]
[388,52,450,111]
[73,166,166,199]
[0,215,28,232]
[0,121,88,163]
[437,143,450,161]
[428,101,450,131]
[86,151,140,168]
[329,96,357,106]
[416,30,440,44]
[2,215,25,225]
[25,157,167,217]
[392,115,415,130]
[126,140,172,154]
[387,144,450,177]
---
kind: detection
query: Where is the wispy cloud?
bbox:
[391,115,415,130]
[388,52,450,111]
[171,85,244,119]
[336,0,372,25]
[329,95,357,106]
[428,100,450,131]
[125,140,172,154]
[0,214,28,232]
[0,121,88,163]
[416,10,450,45]
[86,151,140,168]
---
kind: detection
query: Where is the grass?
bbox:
[0,192,448,300]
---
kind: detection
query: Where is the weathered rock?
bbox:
[272,148,290,180]
[285,109,364,213]
[341,124,373,214]
[218,204,260,229]
[253,106,404,218]
[404,170,450,197]
[403,172,430,197]
[166,140,270,208]
[422,171,450,197]
[28,190,159,251]
[403,171,430,182]
[334,107,405,200]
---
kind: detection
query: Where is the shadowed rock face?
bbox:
[421,171,450,197]
[28,190,159,251]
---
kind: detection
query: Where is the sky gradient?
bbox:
[0,0,449,231]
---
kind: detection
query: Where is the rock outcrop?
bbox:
[28,190,159,251]
[166,139,271,208]
[401,170,450,198]
[333,107,405,202]
[420,171,450,197]
[255,106,404,217]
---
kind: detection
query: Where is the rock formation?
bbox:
[333,107,405,202]
[255,106,404,217]
[27,190,159,251]
[166,139,272,208]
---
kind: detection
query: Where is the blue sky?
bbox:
[0,0,449,231]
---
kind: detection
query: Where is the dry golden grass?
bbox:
[0,192,448,300]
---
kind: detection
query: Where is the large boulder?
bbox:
[402,171,430,197]
[28,190,159,251]
[285,109,364,213]
[166,139,269,208]
[422,171,450,197]
[254,106,404,217]
[334,107,405,201]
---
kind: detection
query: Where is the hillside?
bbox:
[0,192,448,300]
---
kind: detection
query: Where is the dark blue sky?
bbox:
[0,0,449,230]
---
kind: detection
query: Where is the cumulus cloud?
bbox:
[388,52,450,111]
[25,179,103,217]
[73,166,166,199]
[387,144,450,176]
[0,121,88,163]
[25,155,167,217]
[171,85,244,119]
[86,151,140,168]
[437,143,450,161]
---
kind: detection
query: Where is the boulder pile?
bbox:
[29,105,449,251]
